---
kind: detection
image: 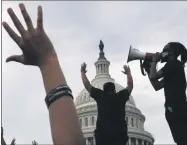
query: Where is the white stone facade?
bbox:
[75,43,154,145]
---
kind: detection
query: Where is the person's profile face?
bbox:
[161,44,170,63]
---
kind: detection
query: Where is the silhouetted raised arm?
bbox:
[2,4,85,145]
[122,65,133,95]
[81,63,92,92]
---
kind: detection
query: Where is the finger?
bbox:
[11,138,16,144]
[19,3,34,32]
[6,55,24,63]
[37,6,43,30]
[2,22,22,47]
[7,8,25,36]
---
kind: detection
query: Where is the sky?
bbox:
[2,1,187,144]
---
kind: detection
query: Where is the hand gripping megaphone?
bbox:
[127,45,164,76]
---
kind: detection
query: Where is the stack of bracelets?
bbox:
[45,85,74,108]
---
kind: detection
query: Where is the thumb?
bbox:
[121,71,126,74]
[6,55,24,63]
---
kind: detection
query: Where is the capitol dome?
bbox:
[75,41,154,145]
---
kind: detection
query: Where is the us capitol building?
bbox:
[75,41,154,145]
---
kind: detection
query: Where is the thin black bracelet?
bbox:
[45,87,73,108]
[45,85,72,101]
[46,85,72,97]
[45,85,74,108]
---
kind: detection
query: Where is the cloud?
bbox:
[2,1,187,144]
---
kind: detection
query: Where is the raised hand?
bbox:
[142,61,151,73]
[10,138,16,145]
[81,62,87,73]
[1,127,6,145]
[2,3,57,67]
[32,140,38,145]
[122,65,131,75]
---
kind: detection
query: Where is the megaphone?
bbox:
[127,45,158,76]
[127,45,155,63]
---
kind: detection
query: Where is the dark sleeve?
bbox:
[162,61,183,77]
[90,87,103,100]
[117,89,130,102]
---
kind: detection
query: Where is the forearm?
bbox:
[81,72,91,92]
[2,136,6,145]
[40,57,85,145]
[149,62,157,80]
[49,98,85,145]
[147,72,164,91]
[40,57,67,93]
[127,73,133,88]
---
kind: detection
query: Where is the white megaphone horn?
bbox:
[127,45,162,76]
[127,45,155,63]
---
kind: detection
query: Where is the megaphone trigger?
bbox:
[140,60,146,76]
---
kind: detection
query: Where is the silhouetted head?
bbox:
[161,42,187,66]
[103,82,116,93]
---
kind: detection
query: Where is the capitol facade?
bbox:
[75,42,154,145]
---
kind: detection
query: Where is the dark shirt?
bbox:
[162,59,186,106]
[90,87,129,134]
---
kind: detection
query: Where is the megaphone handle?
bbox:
[140,60,146,76]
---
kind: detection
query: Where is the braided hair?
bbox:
[167,42,187,66]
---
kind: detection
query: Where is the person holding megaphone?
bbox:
[145,42,187,145]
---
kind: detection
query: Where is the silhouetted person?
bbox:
[147,42,187,145]
[81,63,133,145]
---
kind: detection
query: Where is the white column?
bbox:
[140,121,142,129]
[136,139,138,145]
[93,136,96,145]
[129,137,131,145]
[142,140,144,145]
[129,117,131,127]
[86,138,88,145]
[136,119,139,128]
[98,65,101,74]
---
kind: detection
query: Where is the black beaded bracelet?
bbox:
[45,85,74,108]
